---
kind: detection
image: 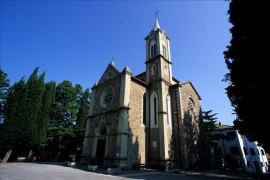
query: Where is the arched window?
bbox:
[100,127,107,135]
[154,44,157,56]
[150,40,156,58]
[151,64,156,75]
[166,93,172,126]
[164,65,168,75]
[188,98,196,117]
[163,44,167,58]
[150,92,158,127]
[143,93,147,125]
[151,45,154,58]
[154,97,157,125]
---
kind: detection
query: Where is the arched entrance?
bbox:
[95,127,107,167]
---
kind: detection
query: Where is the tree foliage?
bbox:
[37,81,56,146]
[46,81,87,157]
[202,110,220,168]
[202,110,218,155]
[203,110,218,136]
[0,69,10,123]
[0,69,10,153]
[75,88,90,139]
[0,67,90,161]
[1,68,48,155]
[202,110,233,169]
[2,78,29,152]
[223,0,270,151]
[25,67,46,146]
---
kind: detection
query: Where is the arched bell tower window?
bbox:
[151,64,156,75]
[154,44,157,56]
[162,44,167,58]
[150,40,157,58]
[150,92,158,127]
[164,65,168,76]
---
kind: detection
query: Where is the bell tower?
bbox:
[145,16,173,169]
[145,17,172,84]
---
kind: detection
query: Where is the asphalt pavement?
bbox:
[1,162,270,180]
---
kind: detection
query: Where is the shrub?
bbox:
[68,155,76,162]
[111,162,119,168]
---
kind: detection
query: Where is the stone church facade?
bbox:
[81,18,205,170]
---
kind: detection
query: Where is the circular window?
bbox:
[100,87,114,108]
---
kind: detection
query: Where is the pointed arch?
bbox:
[95,117,108,136]
[150,40,156,58]
[164,64,168,76]
[150,92,158,127]
[188,97,196,117]
[154,44,157,56]
[162,44,167,58]
[151,64,156,75]
[91,116,109,158]
[100,126,107,135]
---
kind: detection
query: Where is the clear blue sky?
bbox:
[0,1,235,125]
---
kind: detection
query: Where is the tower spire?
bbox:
[153,11,160,31]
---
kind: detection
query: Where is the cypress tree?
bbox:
[0,68,10,123]
[37,81,56,146]
[25,67,45,146]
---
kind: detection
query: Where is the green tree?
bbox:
[203,110,218,137]
[202,110,231,169]
[1,67,50,160]
[202,110,218,168]
[2,78,29,158]
[74,88,90,160]
[75,88,90,137]
[37,81,56,146]
[0,68,10,157]
[47,81,83,159]
[223,0,270,151]
[25,67,45,147]
[0,68,10,123]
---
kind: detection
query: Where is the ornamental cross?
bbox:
[154,11,159,18]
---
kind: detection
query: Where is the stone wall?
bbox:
[179,82,202,169]
[127,80,148,168]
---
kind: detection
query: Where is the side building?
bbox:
[213,123,269,173]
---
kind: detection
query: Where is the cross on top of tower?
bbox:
[153,11,160,31]
[154,11,159,19]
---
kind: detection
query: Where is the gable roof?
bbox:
[98,61,121,84]
[180,80,202,100]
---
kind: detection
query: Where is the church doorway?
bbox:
[96,138,106,167]
[95,127,107,167]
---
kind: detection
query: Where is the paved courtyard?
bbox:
[1,162,269,180]
[0,162,127,180]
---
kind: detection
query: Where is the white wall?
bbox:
[214,127,269,173]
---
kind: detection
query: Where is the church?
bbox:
[81,18,205,170]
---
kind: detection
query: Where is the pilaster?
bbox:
[116,67,132,167]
